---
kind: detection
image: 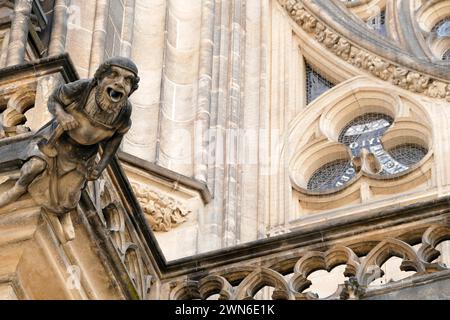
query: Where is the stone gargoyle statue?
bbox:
[0,57,139,243]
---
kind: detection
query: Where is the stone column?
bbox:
[6,0,32,66]
[88,0,109,77]
[222,0,246,247]
[197,0,227,253]
[48,0,70,56]
[122,0,166,162]
[267,2,306,233]
[197,0,247,252]
[156,0,202,177]
[193,0,215,183]
[120,0,135,58]
[239,0,266,243]
[0,30,10,68]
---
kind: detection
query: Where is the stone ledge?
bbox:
[118,151,212,204]
[160,196,450,278]
[0,53,79,84]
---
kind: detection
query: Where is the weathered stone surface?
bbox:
[367,276,450,300]
[0,56,139,244]
[1,0,450,301]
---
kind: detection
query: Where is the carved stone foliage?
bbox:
[169,224,450,300]
[98,179,154,299]
[131,183,191,232]
[278,0,450,101]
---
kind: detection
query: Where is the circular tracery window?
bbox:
[307,113,428,191]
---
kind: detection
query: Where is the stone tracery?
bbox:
[169,223,450,300]
[0,0,450,301]
[288,76,433,212]
[279,0,450,101]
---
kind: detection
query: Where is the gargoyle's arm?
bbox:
[47,84,81,130]
[96,133,124,174]
[47,94,68,119]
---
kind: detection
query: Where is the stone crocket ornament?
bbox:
[0,57,140,243]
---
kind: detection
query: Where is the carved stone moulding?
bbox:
[101,198,154,299]
[93,165,163,300]
[339,0,387,21]
[278,0,450,101]
[168,223,450,300]
[118,152,211,233]
[116,152,212,260]
[131,182,191,232]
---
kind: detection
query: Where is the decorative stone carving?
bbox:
[339,277,366,300]
[131,183,191,232]
[392,67,409,88]
[418,225,450,270]
[0,87,35,138]
[427,81,448,99]
[234,267,294,300]
[169,224,450,300]
[278,0,450,100]
[198,275,234,300]
[0,57,140,243]
[288,78,433,212]
[334,38,351,61]
[355,238,426,287]
[368,57,391,81]
[406,72,430,93]
[102,199,154,299]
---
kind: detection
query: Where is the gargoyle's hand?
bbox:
[57,113,79,131]
[86,166,102,181]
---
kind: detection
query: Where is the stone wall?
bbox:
[2,0,450,261]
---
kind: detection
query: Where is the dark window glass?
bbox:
[367,9,387,37]
[307,113,428,192]
[307,160,355,192]
[305,62,335,104]
[433,19,450,38]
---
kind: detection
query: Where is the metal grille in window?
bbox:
[338,113,394,146]
[432,18,450,37]
[367,9,387,37]
[307,159,354,191]
[306,62,335,104]
[388,144,428,167]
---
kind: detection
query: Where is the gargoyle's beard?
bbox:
[95,86,126,114]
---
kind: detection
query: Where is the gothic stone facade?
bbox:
[0,0,450,300]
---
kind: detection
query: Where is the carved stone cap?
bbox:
[131,183,191,232]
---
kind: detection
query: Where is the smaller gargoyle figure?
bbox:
[0,57,139,243]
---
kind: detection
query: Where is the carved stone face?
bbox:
[96,66,136,113]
